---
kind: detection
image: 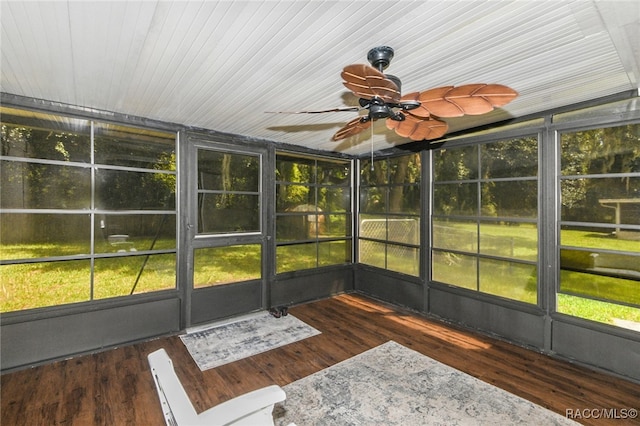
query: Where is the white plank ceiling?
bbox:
[2,0,639,155]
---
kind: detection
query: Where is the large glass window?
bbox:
[558,123,640,328]
[359,154,421,276]
[275,153,351,273]
[1,107,177,313]
[432,137,539,303]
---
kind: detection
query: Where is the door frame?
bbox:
[178,130,273,328]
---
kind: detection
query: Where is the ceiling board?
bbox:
[1,0,638,155]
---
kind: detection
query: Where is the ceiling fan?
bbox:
[270,46,518,142]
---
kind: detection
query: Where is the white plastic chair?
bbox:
[148,348,291,426]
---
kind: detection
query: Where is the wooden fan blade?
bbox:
[445,84,494,115]
[341,64,400,103]
[418,84,518,117]
[418,86,463,117]
[473,84,519,107]
[266,106,361,114]
[332,116,372,141]
[386,115,448,141]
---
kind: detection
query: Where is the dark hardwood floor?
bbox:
[2,293,639,425]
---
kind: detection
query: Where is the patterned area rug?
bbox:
[180,312,321,371]
[274,341,577,425]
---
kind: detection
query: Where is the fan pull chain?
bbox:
[370,122,374,171]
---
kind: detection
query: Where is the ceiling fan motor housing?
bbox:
[370,103,391,119]
[367,46,394,71]
[366,97,394,119]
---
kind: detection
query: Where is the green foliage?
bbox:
[561,124,640,222]
[152,151,177,195]
[360,154,421,214]
[434,137,538,219]
[433,144,478,181]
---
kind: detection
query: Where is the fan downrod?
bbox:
[367,46,394,71]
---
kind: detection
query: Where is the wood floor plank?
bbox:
[2,293,639,426]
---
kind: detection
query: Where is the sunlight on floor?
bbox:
[338,294,397,313]
[339,293,493,350]
[386,315,493,350]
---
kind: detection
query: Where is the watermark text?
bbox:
[566,408,637,420]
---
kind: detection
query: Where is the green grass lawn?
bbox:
[557,293,640,324]
[276,240,350,274]
[561,229,640,252]
[2,225,638,331]
[1,254,176,312]
[194,245,261,287]
[430,222,639,327]
[1,240,350,311]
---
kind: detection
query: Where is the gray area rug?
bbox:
[274,341,577,425]
[180,312,321,371]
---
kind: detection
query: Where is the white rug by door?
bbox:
[180,312,321,371]
[274,341,577,425]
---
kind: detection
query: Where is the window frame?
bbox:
[1,107,178,314]
[275,152,353,274]
[193,145,263,238]
[556,121,640,310]
[430,134,541,305]
[358,153,422,277]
